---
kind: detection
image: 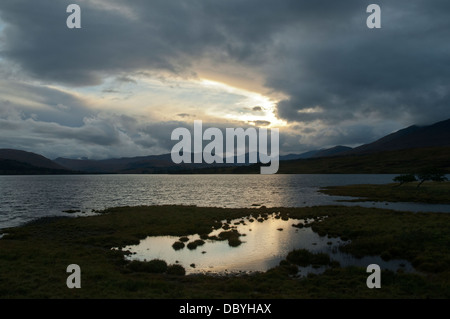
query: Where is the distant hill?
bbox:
[277,146,450,174]
[312,145,353,158]
[279,151,319,161]
[55,148,350,174]
[3,118,450,175]
[55,153,239,174]
[0,149,74,175]
[55,154,175,173]
[346,119,450,155]
[203,146,450,174]
[177,118,450,174]
[279,146,353,161]
[0,149,66,170]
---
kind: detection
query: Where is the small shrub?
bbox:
[393,174,417,186]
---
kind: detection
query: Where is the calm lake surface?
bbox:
[1,174,449,230]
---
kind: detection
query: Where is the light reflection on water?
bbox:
[1,174,449,230]
[120,213,415,276]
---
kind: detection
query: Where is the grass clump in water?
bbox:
[218,230,242,247]
[228,237,242,247]
[172,241,185,250]
[187,239,206,250]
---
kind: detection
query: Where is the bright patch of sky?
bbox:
[51,73,286,128]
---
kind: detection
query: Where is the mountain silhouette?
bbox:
[1,118,449,174]
[345,119,450,155]
[0,149,73,174]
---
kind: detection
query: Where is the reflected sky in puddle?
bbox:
[120,213,415,276]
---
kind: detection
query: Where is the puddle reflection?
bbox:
[120,213,415,276]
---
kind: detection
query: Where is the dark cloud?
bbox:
[0,79,94,127]
[270,1,450,127]
[1,0,449,156]
[0,112,188,159]
[0,0,362,85]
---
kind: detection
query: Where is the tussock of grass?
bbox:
[172,241,185,250]
[218,230,242,247]
[187,240,205,250]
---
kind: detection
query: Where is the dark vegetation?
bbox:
[285,249,334,267]
[171,146,450,174]
[320,181,450,204]
[0,159,75,175]
[393,169,448,187]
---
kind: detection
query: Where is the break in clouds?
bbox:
[1,0,450,159]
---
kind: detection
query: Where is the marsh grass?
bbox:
[166,264,186,276]
[0,205,449,298]
[127,259,167,273]
[320,181,450,204]
[286,249,332,267]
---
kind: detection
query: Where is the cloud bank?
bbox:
[1,0,449,158]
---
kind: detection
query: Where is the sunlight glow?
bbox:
[199,79,287,128]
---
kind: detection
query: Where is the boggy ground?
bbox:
[0,204,449,299]
[320,181,450,204]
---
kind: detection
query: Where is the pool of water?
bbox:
[119,212,415,276]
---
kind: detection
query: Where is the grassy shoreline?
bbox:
[319,181,450,204]
[1,204,449,298]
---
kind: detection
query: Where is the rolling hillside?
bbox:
[2,118,450,174]
[0,149,74,175]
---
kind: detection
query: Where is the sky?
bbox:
[0,0,449,160]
